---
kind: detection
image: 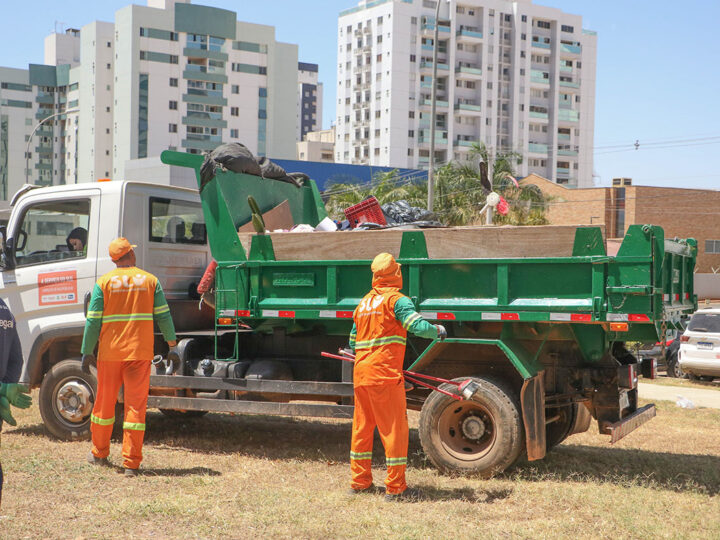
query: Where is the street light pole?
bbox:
[427,0,442,212]
[25,108,79,185]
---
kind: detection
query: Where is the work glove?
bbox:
[435,324,447,341]
[165,345,180,376]
[0,382,32,409]
[0,395,17,426]
[81,353,96,374]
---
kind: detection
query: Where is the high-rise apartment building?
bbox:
[336,0,597,187]
[298,62,323,142]
[0,0,322,200]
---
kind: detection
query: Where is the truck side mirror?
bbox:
[1,234,15,270]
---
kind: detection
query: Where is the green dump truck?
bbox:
[147,151,696,477]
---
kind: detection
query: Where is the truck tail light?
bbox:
[628,314,651,322]
[680,334,689,342]
[640,357,657,379]
[217,317,234,325]
[610,322,629,332]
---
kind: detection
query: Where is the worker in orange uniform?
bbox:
[81,238,177,477]
[348,253,446,501]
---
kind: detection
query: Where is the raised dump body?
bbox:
[153,151,697,476]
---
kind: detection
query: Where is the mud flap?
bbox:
[520,370,546,461]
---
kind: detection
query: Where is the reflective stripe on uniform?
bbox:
[123,421,146,431]
[401,313,421,330]
[354,336,406,350]
[153,304,170,315]
[386,457,407,466]
[91,414,115,426]
[101,313,154,323]
[86,310,103,319]
[350,451,373,460]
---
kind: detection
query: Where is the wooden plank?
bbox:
[238,225,606,261]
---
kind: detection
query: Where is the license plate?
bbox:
[697,342,714,350]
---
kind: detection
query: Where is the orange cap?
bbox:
[371,253,402,290]
[108,237,137,261]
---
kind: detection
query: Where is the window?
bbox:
[408,130,414,137]
[169,77,178,87]
[149,198,206,245]
[522,15,527,22]
[706,240,720,254]
[232,85,239,94]
[169,123,177,133]
[561,25,574,33]
[537,20,551,29]
[169,100,177,110]
[13,199,91,267]
[231,107,239,116]
[230,128,238,138]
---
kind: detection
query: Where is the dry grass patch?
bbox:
[1,394,719,539]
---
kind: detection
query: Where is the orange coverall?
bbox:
[81,267,176,469]
[349,253,438,495]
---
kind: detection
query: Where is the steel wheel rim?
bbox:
[53,376,94,426]
[437,400,496,461]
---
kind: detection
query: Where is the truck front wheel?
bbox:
[39,359,96,441]
[418,376,524,477]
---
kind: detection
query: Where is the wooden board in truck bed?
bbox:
[237,224,606,261]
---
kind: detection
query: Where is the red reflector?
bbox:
[438,312,456,320]
[279,310,295,318]
[236,310,251,317]
[674,294,680,301]
[501,313,519,320]
[610,322,629,332]
[336,311,353,318]
[680,335,689,342]
[629,314,651,322]
[665,339,673,346]
[570,313,592,322]
[684,293,690,299]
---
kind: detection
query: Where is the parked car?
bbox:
[678,309,720,381]
[638,333,685,378]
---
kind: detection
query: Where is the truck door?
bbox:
[1,191,101,368]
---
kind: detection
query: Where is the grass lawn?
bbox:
[644,375,720,391]
[1,392,719,539]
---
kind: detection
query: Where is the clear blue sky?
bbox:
[1,0,718,189]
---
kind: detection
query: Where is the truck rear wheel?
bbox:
[39,359,96,441]
[418,376,524,477]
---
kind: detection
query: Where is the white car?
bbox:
[678,309,720,380]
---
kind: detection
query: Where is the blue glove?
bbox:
[0,382,32,409]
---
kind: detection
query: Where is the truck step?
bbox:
[607,404,656,444]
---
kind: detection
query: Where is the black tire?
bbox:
[545,404,576,449]
[159,409,208,419]
[666,352,686,379]
[418,376,524,477]
[39,359,96,441]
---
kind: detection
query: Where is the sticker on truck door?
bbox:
[38,270,78,306]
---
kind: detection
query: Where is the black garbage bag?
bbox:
[200,143,261,190]
[257,157,302,187]
[381,200,439,225]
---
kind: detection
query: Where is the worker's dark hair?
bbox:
[66,227,88,250]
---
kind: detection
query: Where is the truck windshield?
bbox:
[687,313,720,333]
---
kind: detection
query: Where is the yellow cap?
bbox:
[108,237,137,261]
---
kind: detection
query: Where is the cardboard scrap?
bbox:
[238,200,294,232]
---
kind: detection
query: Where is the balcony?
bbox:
[561,43,582,54]
[557,167,570,176]
[531,38,551,49]
[454,138,478,149]
[558,133,571,141]
[530,70,550,85]
[529,111,549,120]
[560,80,580,89]
[456,27,483,42]
[419,60,449,73]
[528,143,548,154]
[454,102,482,115]
[418,131,448,145]
[421,22,451,36]
[558,109,579,122]
[557,149,578,156]
[560,65,573,73]
[419,97,449,109]
[455,65,483,79]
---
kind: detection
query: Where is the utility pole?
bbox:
[426,0,441,212]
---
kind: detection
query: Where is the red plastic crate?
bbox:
[344,196,387,228]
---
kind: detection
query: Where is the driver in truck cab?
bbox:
[81,237,177,477]
[348,253,446,501]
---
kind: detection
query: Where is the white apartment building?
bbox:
[0,0,322,199]
[336,0,597,187]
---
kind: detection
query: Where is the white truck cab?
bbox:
[0,180,212,439]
